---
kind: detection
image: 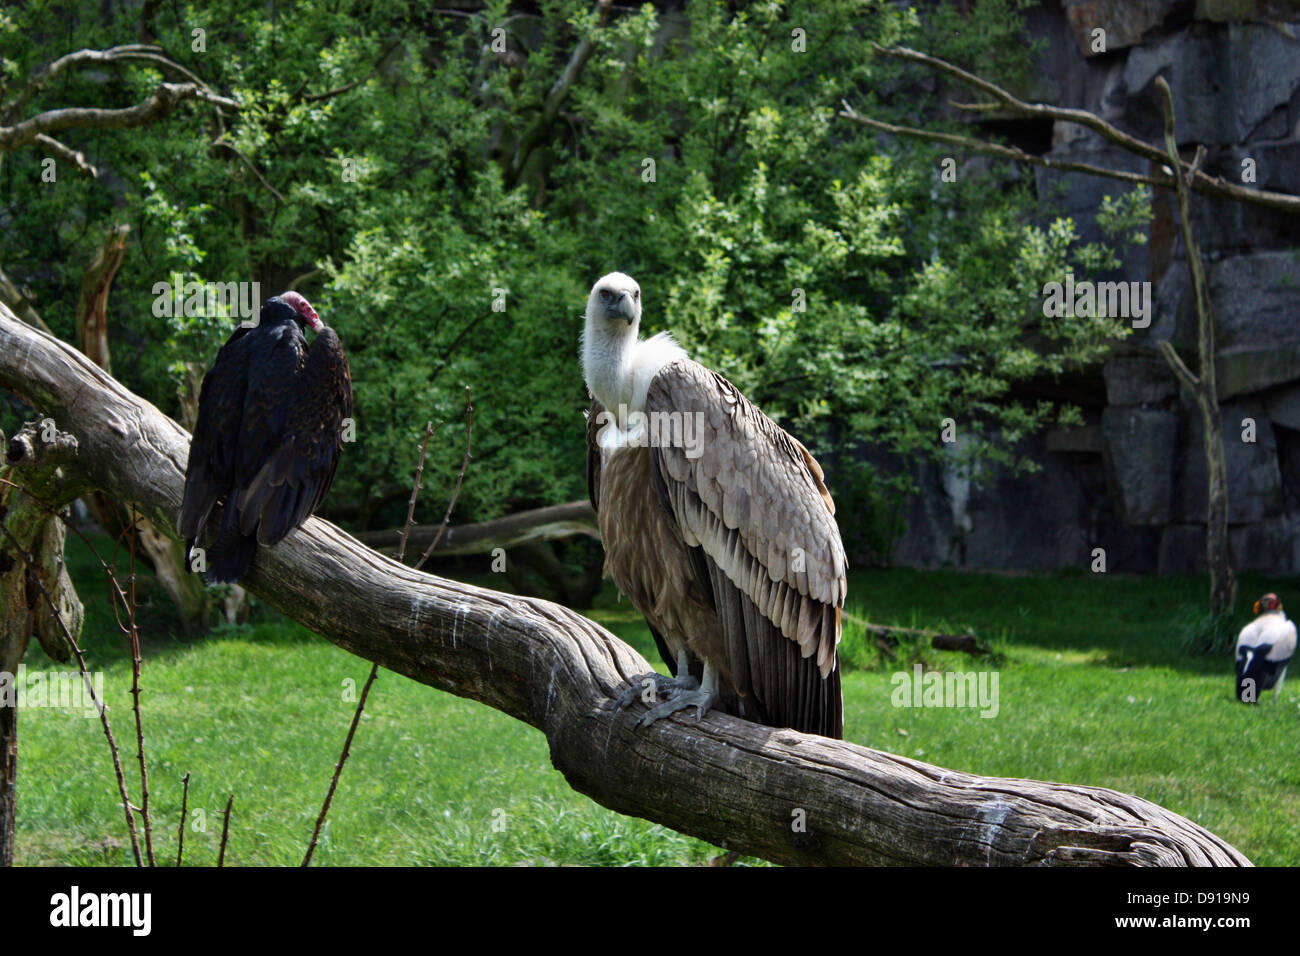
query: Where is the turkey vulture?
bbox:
[583,272,846,738]
[178,291,352,583]
[1235,593,1296,703]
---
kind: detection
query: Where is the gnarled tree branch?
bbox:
[0,303,1250,866]
[841,45,1300,216]
[0,82,237,154]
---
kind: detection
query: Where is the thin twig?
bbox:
[210,139,286,202]
[217,794,233,866]
[32,133,96,176]
[398,421,440,564]
[0,495,142,866]
[176,772,190,867]
[846,45,1300,216]
[126,504,155,867]
[300,665,379,867]
[416,387,474,571]
[300,40,402,103]
[837,102,1168,190]
[301,419,439,866]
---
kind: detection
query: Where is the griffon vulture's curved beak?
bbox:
[605,290,636,324]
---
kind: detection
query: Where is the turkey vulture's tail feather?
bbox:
[203,507,258,584]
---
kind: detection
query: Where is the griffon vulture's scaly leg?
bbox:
[612,649,698,712]
[633,660,719,728]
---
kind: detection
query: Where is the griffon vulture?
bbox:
[178,292,352,584]
[583,272,846,738]
[1235,593,1296,703]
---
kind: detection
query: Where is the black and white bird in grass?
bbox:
[178,292,352,584]
[1235,593,1296,704]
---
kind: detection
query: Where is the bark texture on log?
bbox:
[0,304,1252,866]
[72,224,214,632]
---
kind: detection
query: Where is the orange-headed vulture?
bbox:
[1235,593,1296,703]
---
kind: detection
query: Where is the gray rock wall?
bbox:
[878,0,1300,575]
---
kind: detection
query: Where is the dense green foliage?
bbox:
[3,0,1142,539]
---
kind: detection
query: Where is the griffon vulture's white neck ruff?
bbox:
[581,271,685,419]
[582,271,846,738]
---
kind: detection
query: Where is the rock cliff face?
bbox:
[882,0,1300,573]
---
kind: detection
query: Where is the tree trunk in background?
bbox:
[76,225,129,375]
[0,422,88,865]
[75,225,218,633]
[840,57,1252,617]
[1204,411,1236,614]
[0,266,52,335]
[1152,80,1236,616]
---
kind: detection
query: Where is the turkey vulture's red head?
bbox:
[279,290,324,333]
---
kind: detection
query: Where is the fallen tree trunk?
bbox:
[0,304,1250,866]
[850,617,989,656]
[355,500,599,558]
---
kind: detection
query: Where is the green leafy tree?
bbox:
[2,0,1142,564]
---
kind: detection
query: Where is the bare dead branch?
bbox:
[300,40,403,103]
[2,45,175,122]
[845,612,989,656]
[854,45,1300,216]
[126,504,156,867]
[0,266,53,334]
[0,485,143,866]
[303,418,439,866]
[399,421,440,564]
[0,82,238,154]
[355,499,599,559]
[33,133,96,176]
[217,795,233,866]
[301,664,378,867]
[838,101,1169,190]
[415,387,473,571]
[0,306,1251,866]
[176,772,190,866]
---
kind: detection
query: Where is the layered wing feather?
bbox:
[177,327,252,540]
[647,358,846,736]
[178,316,351,583]
[236,327,352,546]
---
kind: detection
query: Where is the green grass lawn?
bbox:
[12,535,1300,866]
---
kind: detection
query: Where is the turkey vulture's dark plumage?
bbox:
[178,291,352,583]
